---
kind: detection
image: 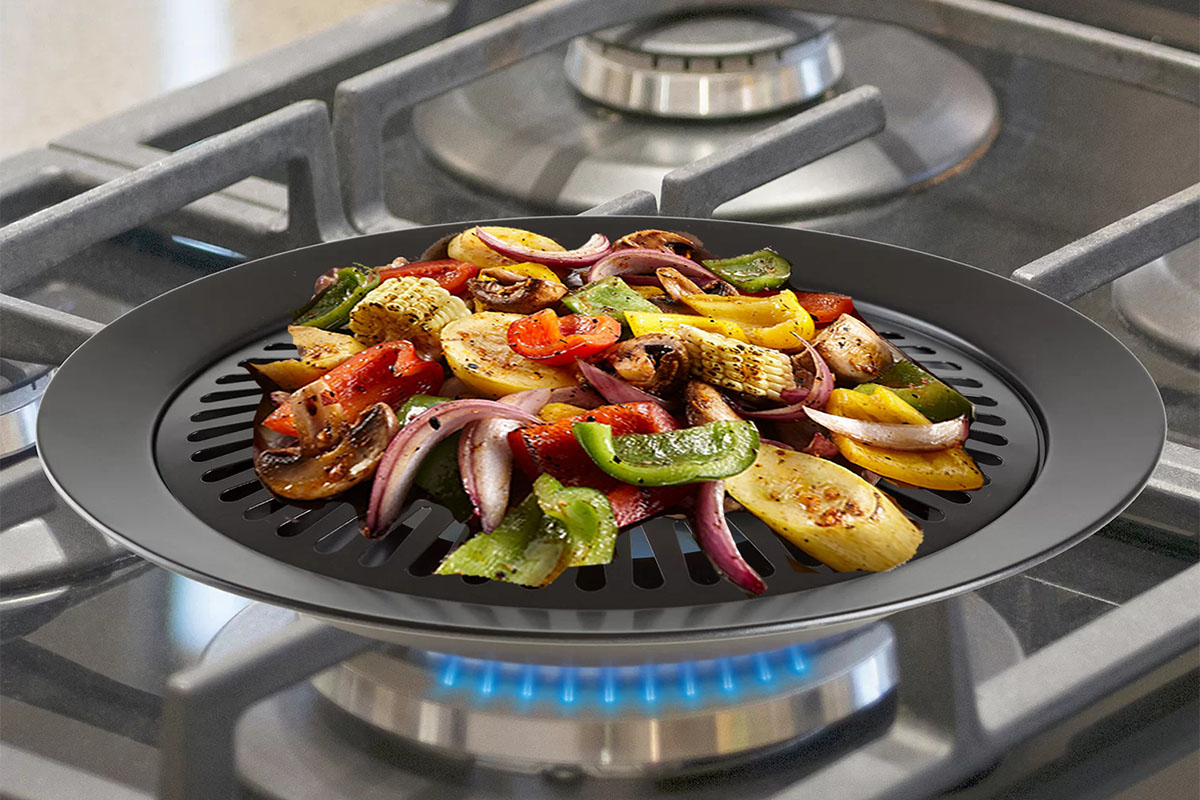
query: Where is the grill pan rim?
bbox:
[36,216,1165,645]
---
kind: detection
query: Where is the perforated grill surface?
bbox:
[154,308,1040,611]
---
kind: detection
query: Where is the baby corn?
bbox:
[679,325,795,400]
[349,276,470,350]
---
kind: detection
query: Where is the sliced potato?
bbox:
[447,226,565,270]
[441,312,575,398]
[288,325,365,370]
[244,360,326,391]
[726,444,922,572]
[825,388,984,491]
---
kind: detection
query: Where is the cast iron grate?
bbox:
[154,313,1041,610]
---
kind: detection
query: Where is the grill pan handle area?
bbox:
[0,100,352,366]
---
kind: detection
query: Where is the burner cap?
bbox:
[1113,240,1200,359]
[1,360,51,457]
[565,11,843,118]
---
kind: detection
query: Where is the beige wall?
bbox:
[0,0,398,157]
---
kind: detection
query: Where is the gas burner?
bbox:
[1,359,51,457]
[413,19,998,218]
[1113,240,1200,360]
[312,625,896,776]
[565,11,844,119]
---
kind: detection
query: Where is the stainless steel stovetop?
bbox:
[1,2,1197,798]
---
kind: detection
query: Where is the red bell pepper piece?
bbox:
[262,340,443,437]
[792,291,854,324]
[378,259,479,295]
[507,402,687,526]
[507,310,621,366]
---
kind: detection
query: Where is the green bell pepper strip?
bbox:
[396,395,473,520]
[855,360,974,422]
[434,474,618,586]
[435,494,570,586]
[533,474,618,566]
[701,248,791,292]
[573,420,760,486]
[562,277,659,328]
[292,265,379,329]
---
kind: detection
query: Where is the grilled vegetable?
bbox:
[725,443,924,572]
[467,271,567,314]
[507,402,689,527]
[475,226,611,268]
[348,275,471,351]
[378,258,478,295]
[561,276,659,327]
[396,395,473,520]
[701,248,791,292]
[812,314,894,383]
[459,389,551,532]
[693,480,766,594]
[856,360,974,422]
[506,310,621,366]
[293,265,380,329]
[603,334,690,396]
[539,402,589,422]
[262,340,443,438]
[448,226,565,270]
[613,229,704,259]
[625,310,747,341]
[243,359,326,391]
[791,291,854,324]
[441,312,576,398]
[804,406,969,452]
[534,474,619,566]
[435,474,618,586]
[255,401,398,501]
[289,325,365,370]
[574,420,760,486]
[435,493,568,586]
[680,290,815,350]
[824,387,984,490]
[678,325,796,401]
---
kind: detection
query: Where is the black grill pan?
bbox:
[37,217,1164,662]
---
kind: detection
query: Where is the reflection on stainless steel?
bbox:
[0,367,47,457]
[415,20,998,218]
[1113,240,1200,360]
[565,11,844,119]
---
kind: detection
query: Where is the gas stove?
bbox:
[1,2,1198,799]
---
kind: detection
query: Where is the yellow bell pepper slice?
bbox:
[539,402,589,422]
[681,290,814,349]
[625,310,748,341]
[629,285,665,299]
[824,387,984,491]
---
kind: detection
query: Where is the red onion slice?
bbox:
[739,340,834,421]
[366,400,542,537]
[576,360,666,407]
[458,389,550,532]
[587,248,721,285]
[804,432,840,458]
[693,481,766,595]
[474,226,611,267]
[547,385,605,409]
[802,407,970,452]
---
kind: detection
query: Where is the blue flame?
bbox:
[425,642,812,714]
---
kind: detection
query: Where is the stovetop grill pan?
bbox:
[37,217,1164,658]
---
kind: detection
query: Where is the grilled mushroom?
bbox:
[685,380,743,426]
[812,313,894,383]
[613,229,706,260]
[606,335,690,396]
[255,402,398,501]
[467,268,567,314]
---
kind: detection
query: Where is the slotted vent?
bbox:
[153,314,1041,611]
